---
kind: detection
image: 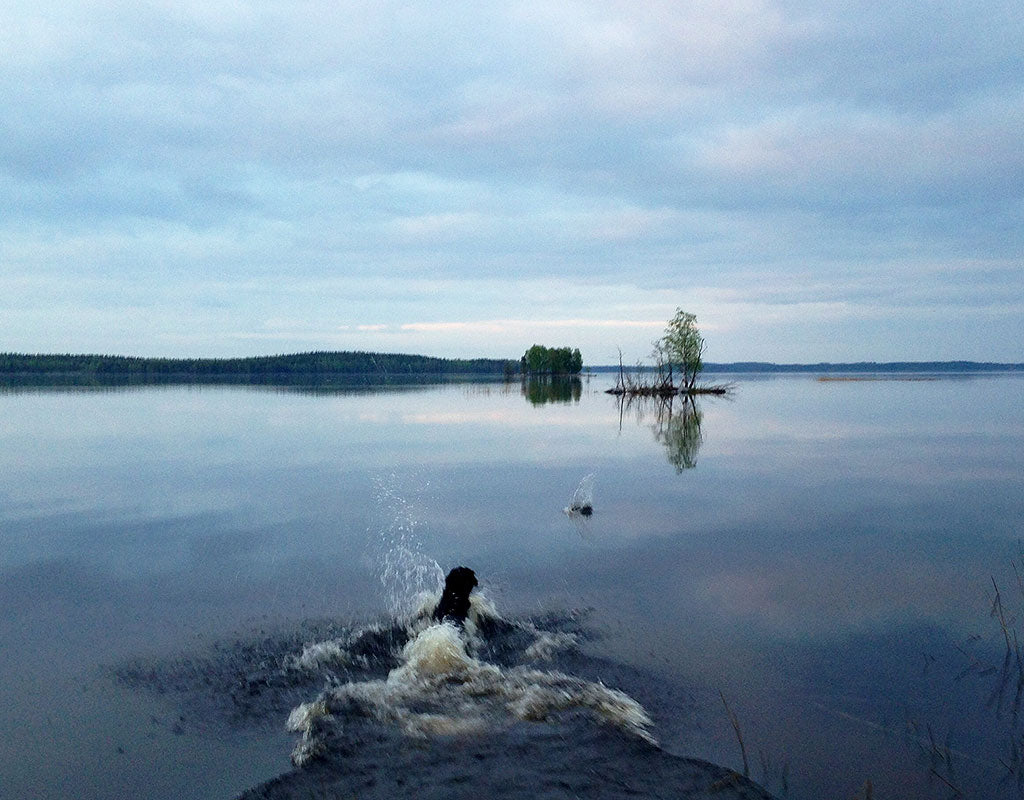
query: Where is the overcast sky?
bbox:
[2,0,1021,363]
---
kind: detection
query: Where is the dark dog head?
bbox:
[432,566,478,624]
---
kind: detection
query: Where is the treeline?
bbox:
[0,351,520,379]
[700,361,1024,373]
[590,361,1024,374]
[521,345,583,375]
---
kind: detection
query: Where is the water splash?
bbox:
[564,473,595,517]
[286,595,655,767]
[371,474,444,618]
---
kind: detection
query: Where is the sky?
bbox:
[1,0,1021,364]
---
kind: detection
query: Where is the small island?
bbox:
[607,309,731,397]
[520,345,584,375]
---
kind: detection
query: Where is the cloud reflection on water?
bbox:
[1,374,1023,799]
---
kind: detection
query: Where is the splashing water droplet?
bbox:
[372,474,444,618]
[565,473,595,516]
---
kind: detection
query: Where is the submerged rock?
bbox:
[238,719,776,800]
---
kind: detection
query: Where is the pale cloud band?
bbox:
[400,319,664,333]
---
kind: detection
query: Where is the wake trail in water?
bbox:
[264,473,653,765]
[284,592,655,766]
[114,477,778,799]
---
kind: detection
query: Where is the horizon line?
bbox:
[2,350,1022,370]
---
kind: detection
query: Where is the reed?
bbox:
[946,550,1024,794]
[719,690,750,779]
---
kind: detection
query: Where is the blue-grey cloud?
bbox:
[0,0,1021,361]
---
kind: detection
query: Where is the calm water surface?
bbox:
[2,374,1023,799]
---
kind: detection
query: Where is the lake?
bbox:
[2,373,1023,799]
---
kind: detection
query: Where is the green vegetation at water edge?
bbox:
[521,345,583,375]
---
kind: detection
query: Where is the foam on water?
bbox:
[396,620,473,676]
[524,631,579,661]
[285,594,655,767]
[564,472,595,517]
[293,640,347,671]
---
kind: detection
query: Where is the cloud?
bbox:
[694,96,1024,208]
[0,0,1021,361]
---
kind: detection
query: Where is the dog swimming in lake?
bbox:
[431,565,479,625]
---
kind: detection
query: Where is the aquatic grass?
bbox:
[929,767,964,798]
[942,546,1024,795]
[719,690,749,779]
[716,690,792,796]
[827,557,1024,798]
[899,703,982,798]
[757,747,790,797]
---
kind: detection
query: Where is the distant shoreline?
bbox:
[0,351,519,379]
[589,361,1024,374]
[1,351,1021,388]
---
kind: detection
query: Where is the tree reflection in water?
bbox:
[521,376,583,406]
[617,394,703,472]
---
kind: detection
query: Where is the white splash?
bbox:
[285,699,331,766]
[395,621,473,677]
[524,631,578,662]
[372,475,444,618]
[285,600,655,766]
[564,473,595,516]
[293,640,348,671]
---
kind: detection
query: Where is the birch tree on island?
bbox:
[609,310,723,396]
[658,309,705,391]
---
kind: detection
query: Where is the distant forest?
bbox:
[0,351,521,381]
[4,353,1021,388]
[590,361,1024,373]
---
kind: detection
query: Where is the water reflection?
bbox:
[0,373,506,395]
[4,374,1022,800]
[521,376,583,406]
[617,395,704,471]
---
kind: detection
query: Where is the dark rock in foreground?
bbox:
[238,718,776,800]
